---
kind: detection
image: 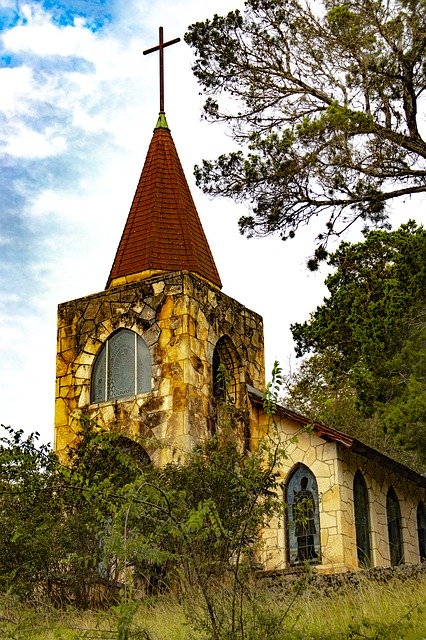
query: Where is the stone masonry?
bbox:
[55,270,265,466]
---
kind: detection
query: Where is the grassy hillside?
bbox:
[1,570,425,640]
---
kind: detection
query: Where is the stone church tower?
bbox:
[54,112,265,465]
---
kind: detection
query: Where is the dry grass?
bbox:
[282,573,426,638]
[0,572,425,640]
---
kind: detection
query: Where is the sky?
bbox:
[0,0,423,445]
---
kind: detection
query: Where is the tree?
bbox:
[0,426,62,598]
[282,351,424,471]
[288,222,426,468]
[185,0,426,266]
[0,422,150,606]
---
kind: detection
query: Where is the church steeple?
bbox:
[106,113,222,289]
[107,27,221,290]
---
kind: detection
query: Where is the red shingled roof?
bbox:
[106,114,222,289]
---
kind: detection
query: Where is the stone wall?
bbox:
[253,409,425,574]
[55,270,265,465]
[257,414,347,574]
[338,448,425,567]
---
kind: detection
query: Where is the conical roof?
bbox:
[106,113,222,289]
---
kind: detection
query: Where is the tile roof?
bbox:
[106,113,222,289]
[247,385,426,488]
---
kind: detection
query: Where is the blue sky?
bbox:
[1,0,422,443]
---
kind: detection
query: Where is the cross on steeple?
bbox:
[143,27,181,113]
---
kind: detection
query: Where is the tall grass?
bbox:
[0,572,424,640]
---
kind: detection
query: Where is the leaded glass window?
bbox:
[91,329,151,403]
[417,501,426,562]
[353,470,371,567]
[386,486,404,566]
[285,465,321,566]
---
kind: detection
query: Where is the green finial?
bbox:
[155,112,169,129]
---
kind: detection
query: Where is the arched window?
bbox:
[285,464,321,566]
[386,486,404,566]
[114,435,151,469]
[212,336,238,403]
[91,329,151,403]
[417,501,426,563]
[353,470,372,567]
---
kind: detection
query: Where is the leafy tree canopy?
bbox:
[288,222,426,467]
[185,0,426,266]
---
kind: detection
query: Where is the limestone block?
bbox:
[55,398,69,428]
[140,304,156,321]
[157,296,174,322]
[313,459,334,478]
[74,363,91,380]
[165,284,183,296]
[187,316,196,337]
[56,356,69,377]
[173,384,187,411]
[322,442,337,461]
[294,433,310,452]
[159,328,173,349]
[143,324,160,346]
[322,485,340,512]
[78,350,95,367]
[59,385,69,398]
[60,334,77,354]
[78,386,90,408]
[98,403,116,424]
[153,281,165,295]
[55,424,75,451]
[320,511,337,529]
[303,445,318,467]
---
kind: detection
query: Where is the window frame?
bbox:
[285,464,321,567]
[353,470,372,567]
[91,329,151,404]
[386,486,404,566]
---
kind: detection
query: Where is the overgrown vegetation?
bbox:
[284,221,426,472]
[0,571,424,639]
[0,361,424,638]
[0,384,286,639]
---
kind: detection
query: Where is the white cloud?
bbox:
[5,123,67,158]
[3,3,96,58]
[0,66,34,115]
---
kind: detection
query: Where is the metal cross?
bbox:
[143,27,181,113]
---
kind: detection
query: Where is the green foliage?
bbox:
[287,222,426,468]
[0,412,284,625]
[0,426,62,598]
[185,0,426,263]
[0,421,152,607]
[107,434,282,591]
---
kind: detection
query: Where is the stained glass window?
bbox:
[353,470,371,567]
[386,486,404,566]
[91,329,151,403]
[286,465,321,566]
[417,501,426,563]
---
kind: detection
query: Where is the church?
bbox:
[54,32,425,575]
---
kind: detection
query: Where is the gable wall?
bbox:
[252,408,425,574]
